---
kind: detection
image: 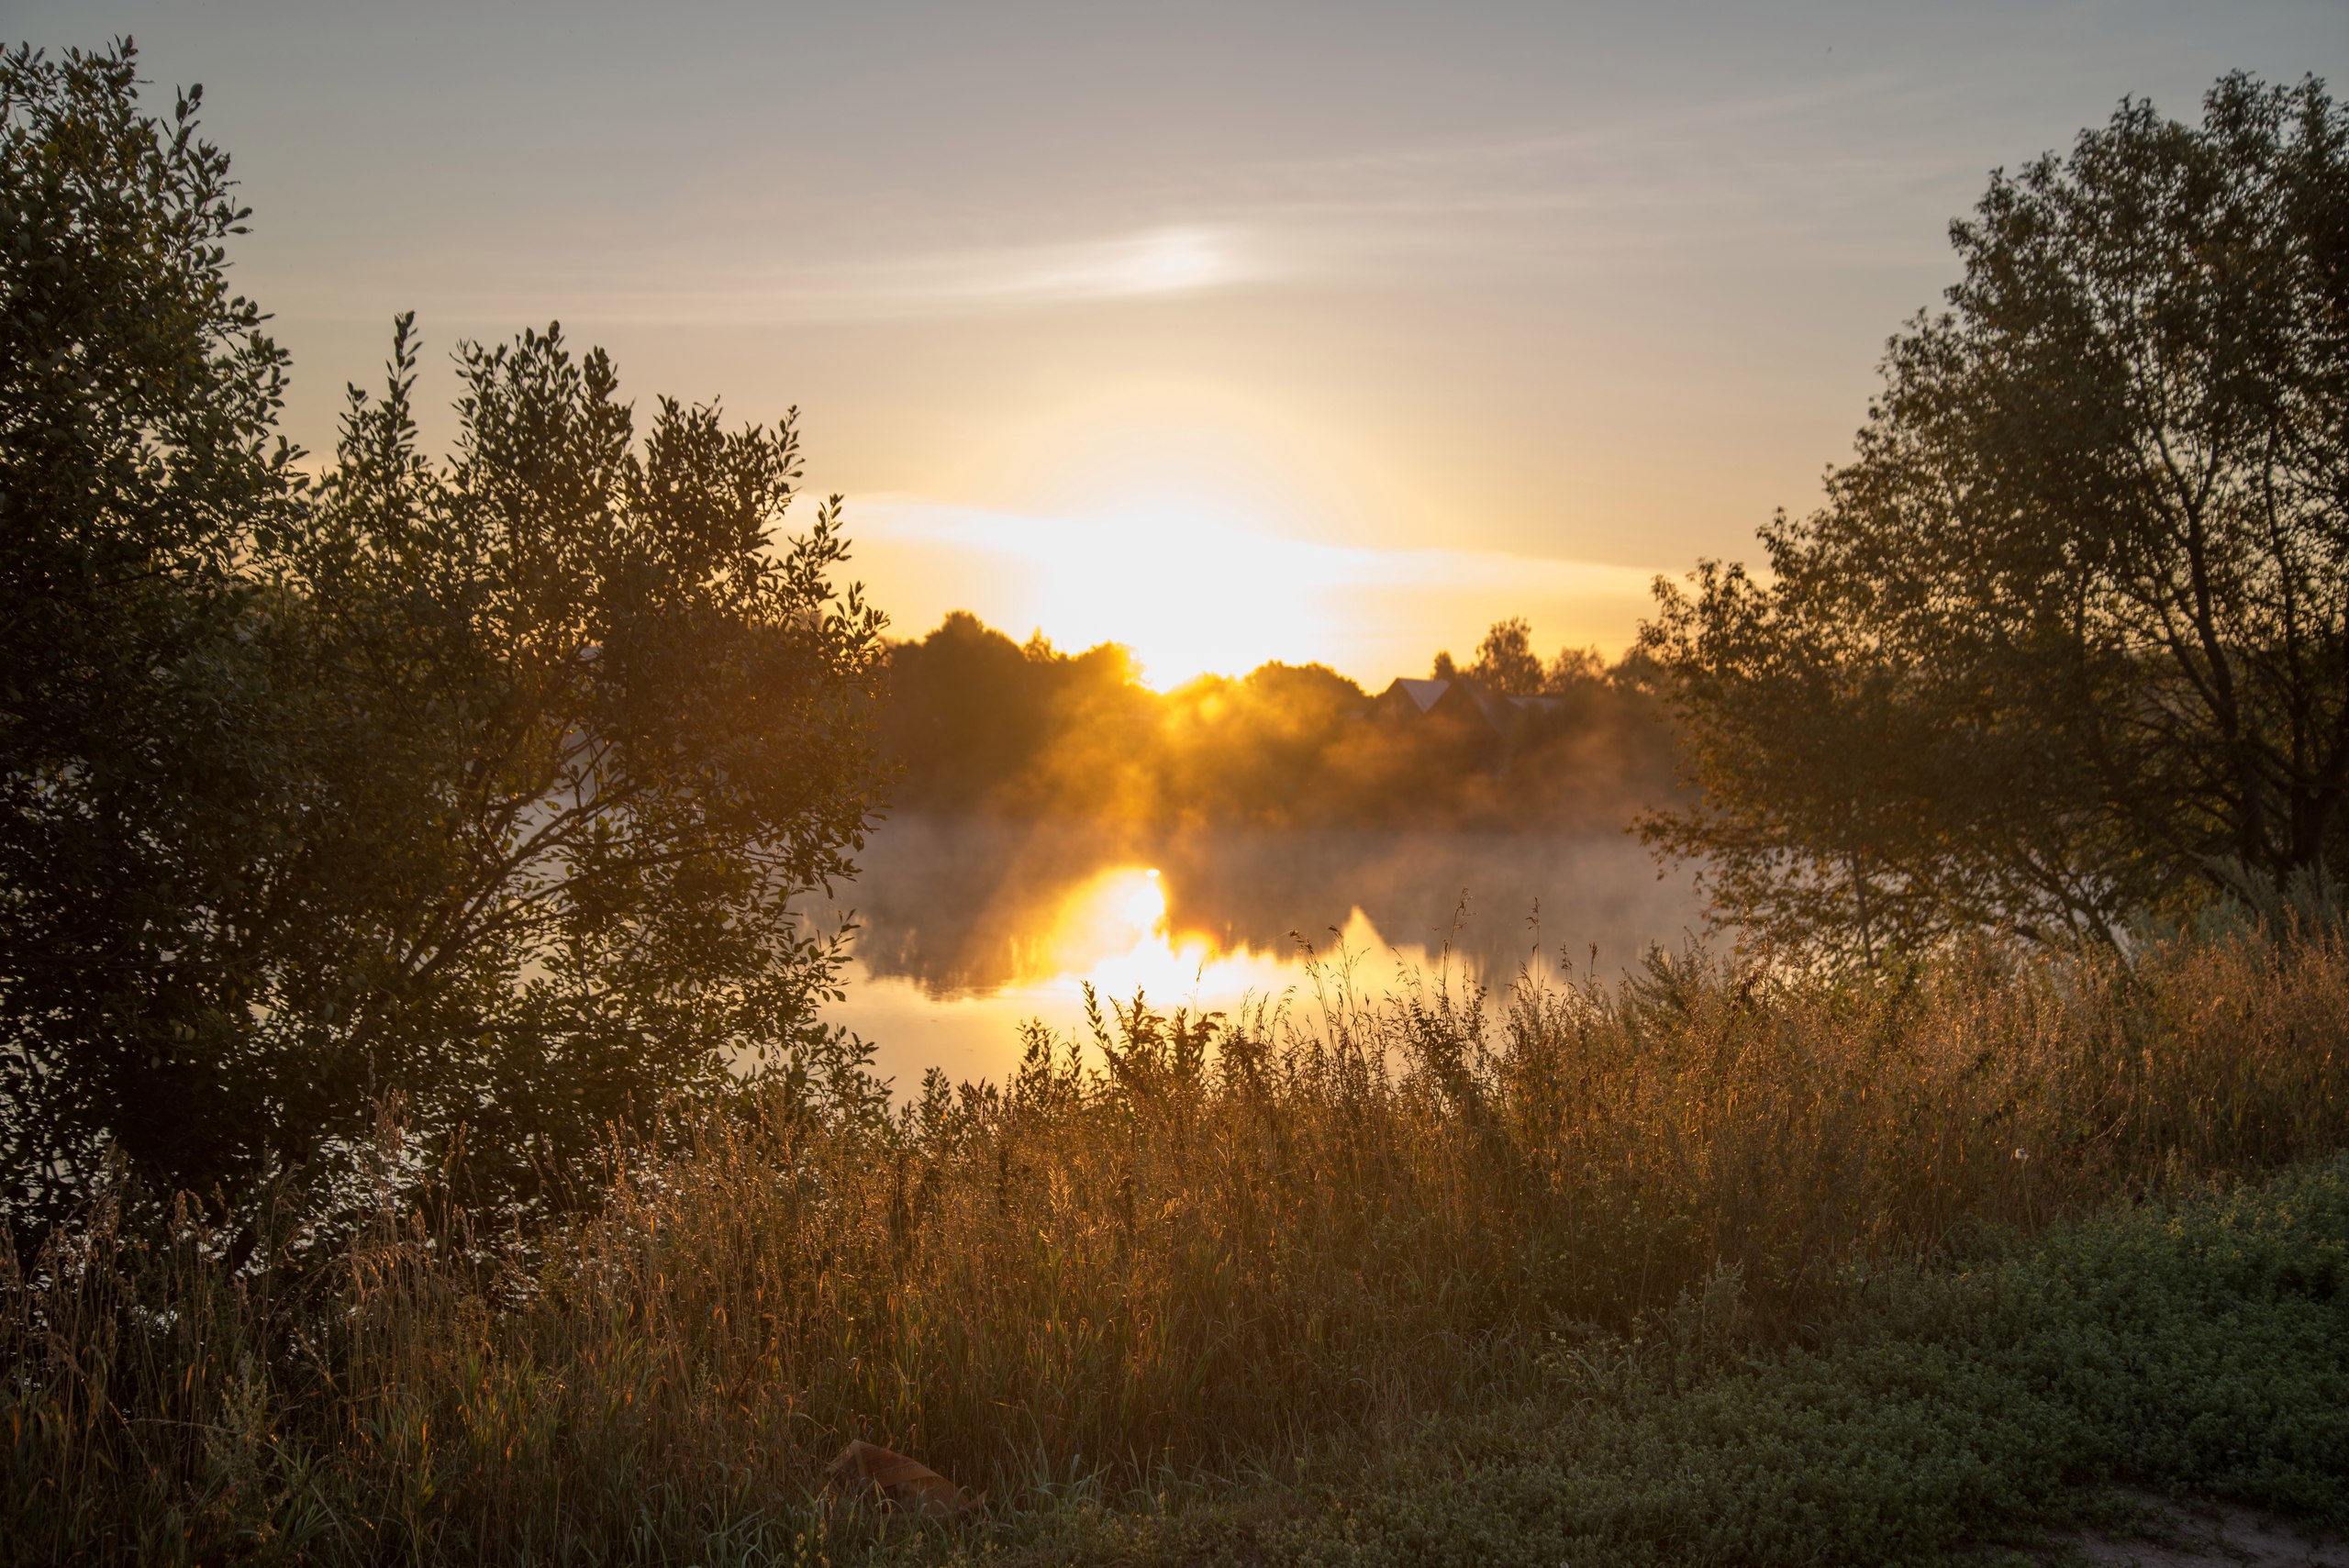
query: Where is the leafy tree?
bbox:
[274,319,889,1211]
[1154,662,1370,826]
[0,41,307,1221]
[877,612,1152,815]
[1642,73,2349,962]
[875,608,1680,832]
[0,44,887,1228]
[1543,645,1605,695]
[877,612,1052,809]
[1469,616,1545,696]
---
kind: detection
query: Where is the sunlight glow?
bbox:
[1036,505,1344,687]
[1045,866,1176,975]
[1021,865,1419,1010]
[824,861,1470,1093]
[854,495,1662,687]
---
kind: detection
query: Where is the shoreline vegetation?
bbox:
[874,611,1678,833]
[7,929,2346,1563]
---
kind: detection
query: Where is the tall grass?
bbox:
[6,930,2347,1563]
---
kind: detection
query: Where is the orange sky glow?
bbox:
[22,1,2339,687]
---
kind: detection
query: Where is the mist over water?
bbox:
[815,814,1708,1090]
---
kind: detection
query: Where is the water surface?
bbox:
[815,817,1708,1090]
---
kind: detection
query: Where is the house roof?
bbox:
[1376,676,1562,739]
[1386,677,1451,715]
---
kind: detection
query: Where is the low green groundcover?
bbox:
[1020,1156,2348,1568]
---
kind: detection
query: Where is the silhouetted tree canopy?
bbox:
[1642,73,2349,963]
[1469,617,1544,696]
[2,40,306,1223]
[0,43,886,1230]
[878,613,1677,830]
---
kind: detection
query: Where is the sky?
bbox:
[16,1,2345,686]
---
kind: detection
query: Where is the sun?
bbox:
[1021,501,1342,687]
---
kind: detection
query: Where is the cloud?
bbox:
[931,227,1246,303]
[679,226,1260,323]
[275,71,1959,331]
[273,67,1970,335]
[277,225,1265,328]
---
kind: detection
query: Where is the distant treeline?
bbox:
[874,611,1679,830]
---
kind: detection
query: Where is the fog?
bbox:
[812,814,1708,1089]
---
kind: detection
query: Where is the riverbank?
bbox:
[6,931,2345,1564]
[1030,1151,2349,1567]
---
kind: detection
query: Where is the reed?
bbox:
[6,929,2347,1563]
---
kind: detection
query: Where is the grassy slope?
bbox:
[531,1154,2349,1565]
[6,936,2346,1565]
[1095,1155,2349,1568]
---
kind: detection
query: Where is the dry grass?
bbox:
[6,930,2347,1563]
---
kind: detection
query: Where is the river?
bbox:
[811,815,1709,1091]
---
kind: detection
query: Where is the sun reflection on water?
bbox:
[829,862,1417,1092]
[1044,865,1301,1005]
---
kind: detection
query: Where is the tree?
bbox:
[1641,73,2349,962]
[0,41,308,1221]
[1468,616,1544,695]
[1543,645,1605,695]
[273,320,888,1212]
[0,44,888,1228]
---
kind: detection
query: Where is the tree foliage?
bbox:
[275,319,888,1210]
[1,40,306,1220]
[0,42,886,1229]
[1642,73,2349,962]
[1469,616,1545,696]
[877,612,1677,830]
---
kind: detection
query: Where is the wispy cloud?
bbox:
[279,225,1266,328]
[273,68,1977,332]
[923,227,1248,303]
[663,225,1262,324]
[1188,72,1987,272]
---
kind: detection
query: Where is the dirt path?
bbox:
[2054,1494,2346,1567]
